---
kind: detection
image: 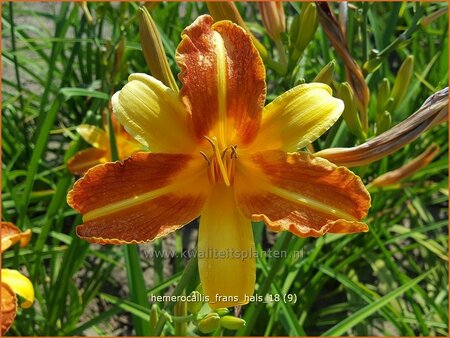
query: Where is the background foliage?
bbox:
[1,1,448,336]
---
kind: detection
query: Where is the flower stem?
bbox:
[155,256,199,335]
[265,55,287,75]
[162,311,195,323]
[275,39,288,67]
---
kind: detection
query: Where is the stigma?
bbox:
[201,136,237,187]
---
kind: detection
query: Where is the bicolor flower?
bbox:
[67,115,142,175]
[67,15,371,308]
[1,222,34,334]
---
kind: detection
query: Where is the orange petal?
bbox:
[176,15,266,146]
[235,150,371,237]
[67,152,209,244]
[1,222,31,253]
[1,283,17,335]
[67,148,108,175]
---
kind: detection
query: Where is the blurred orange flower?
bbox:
[67,115,142,175]
[1,222,34,334]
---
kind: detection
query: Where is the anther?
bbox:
[200,151,211,166]
[221,147,229,159]
[230,145,238,159]
[204,135,215,147]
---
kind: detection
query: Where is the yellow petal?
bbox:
[76,124,109,150]
[1,283,17,334]
[249,83,344,152]
[67,148,108,175]
[112,73,197,153]
[1,269,34,309]
[1,222,31,253]
[198,186,255,308]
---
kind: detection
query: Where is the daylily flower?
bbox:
[1,222,34,334]
[1,221,31,253]
[67,114,142,175]
[67,15,371,308]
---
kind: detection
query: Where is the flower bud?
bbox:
[112,36,125,77]
[391,55,414,111]
[368,144,440,188]
[138,6,178,92]
[363,56,382,73]
[220,315,246,330]
[376,78,391,113]
[197,313,221,334]
[187,291,203,314]
[385,97,395,113]
[144,1,159,12]
[215,308,230,316]
[291,2,318,62]
[174,299,187,335]
[316,2,370,128]
[376,111,392,135]
[315,87,448,167]
[78,2,93,24]
[338,83,366,140]
[259,2,286,41]
[421,7,448,26]
[150,304,159,331]
[289,15,301,46]
[313,60,335,85]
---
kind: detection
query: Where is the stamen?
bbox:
[226,155,235,184]
[213,148,231,187]
[200,151,211,166]
[221,147,229,159]
[204,136,230,187]
[208,161,216,183]
[204,135,215,147]
[230,145,238,159]
[201,136,237,187]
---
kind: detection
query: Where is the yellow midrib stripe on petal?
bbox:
[214,32,227,148]
[267,185,358,221]
[83,184,178,222]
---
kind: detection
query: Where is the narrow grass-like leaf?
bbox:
[322,269,434,336]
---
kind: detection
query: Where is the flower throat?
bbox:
[200,136,237,187]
